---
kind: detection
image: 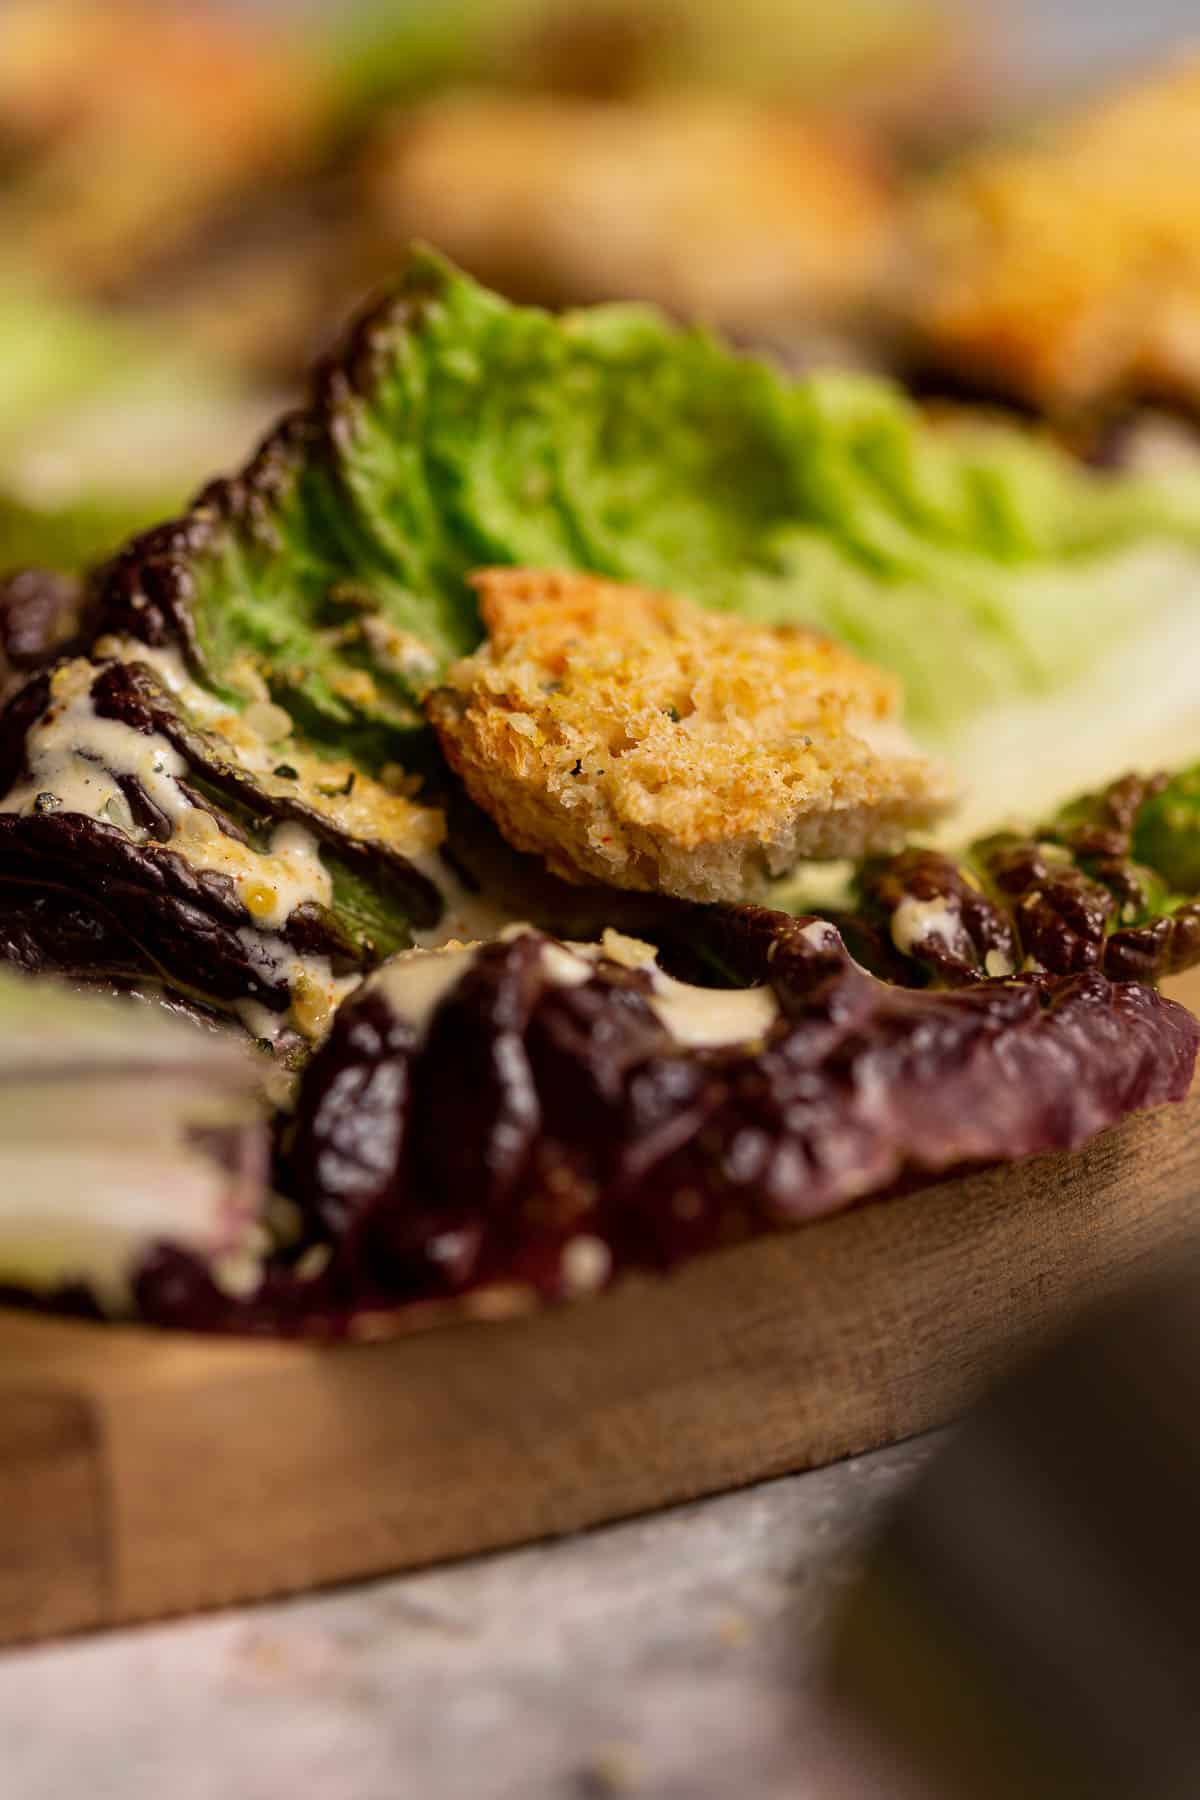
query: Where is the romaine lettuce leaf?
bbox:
[1133,766,1200,897]
[97,252,1200,790]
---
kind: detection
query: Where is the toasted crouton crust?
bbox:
[427,569,952,904]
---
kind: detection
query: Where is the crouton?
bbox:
[426,569,952,904]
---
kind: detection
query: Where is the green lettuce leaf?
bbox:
[98,250,1200,787]
[1133,766,1200,896]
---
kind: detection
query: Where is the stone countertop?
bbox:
[0,1439,933,1800]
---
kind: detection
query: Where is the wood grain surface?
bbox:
[2,970,1198,1648]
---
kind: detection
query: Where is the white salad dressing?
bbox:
[890,894,1016,976]
[374,941,482,1042]
[374,926,779,1052]
[407,847,522,950]
[115,641,516,975]
[232,940,362,1047]
[0,658,367,1041]
[570,930,779,1047]
[97,636,235,726]
[1,660,335,931]
[4,645,783,1052]
[95,636,447,862]
[646,971,778,1047]
[889,893,963,958]
[798,918,839,950]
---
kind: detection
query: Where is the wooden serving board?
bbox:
[3,971,1200,1649]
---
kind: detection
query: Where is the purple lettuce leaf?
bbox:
[849,768,1200,989]
[135,910,1199,1333]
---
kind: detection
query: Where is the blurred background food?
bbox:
[354,93,899,362]
[0,0,320,298]
[0,283,276,573]
[0,0,992,384]
[322,0,989,135]
[0,0,1198,589]
[906,53,1200,420]
[0,0,987,582]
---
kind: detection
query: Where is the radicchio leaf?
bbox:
[851,766,1200,988]
[134,911,1199,1333]
[0,656,444,1044]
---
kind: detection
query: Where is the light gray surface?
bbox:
[982,0,1198,92]
[0,1439,933,1800]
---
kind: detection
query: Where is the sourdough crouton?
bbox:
[426,570,953,904]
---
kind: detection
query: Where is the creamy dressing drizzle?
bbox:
[98,637,447,857]
[2,661,334,931]
[408,849,519,950]
[375,927,779,1052]
[571,930,779,1047]
[891,895,1017,976]
[72,643,522,1029]
[890,894,963,958]
[798,918,839,950]
[232,928,362,1047]
[2,646,788,1051]
[375,941,483,1042]
[0,658,366,1041]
